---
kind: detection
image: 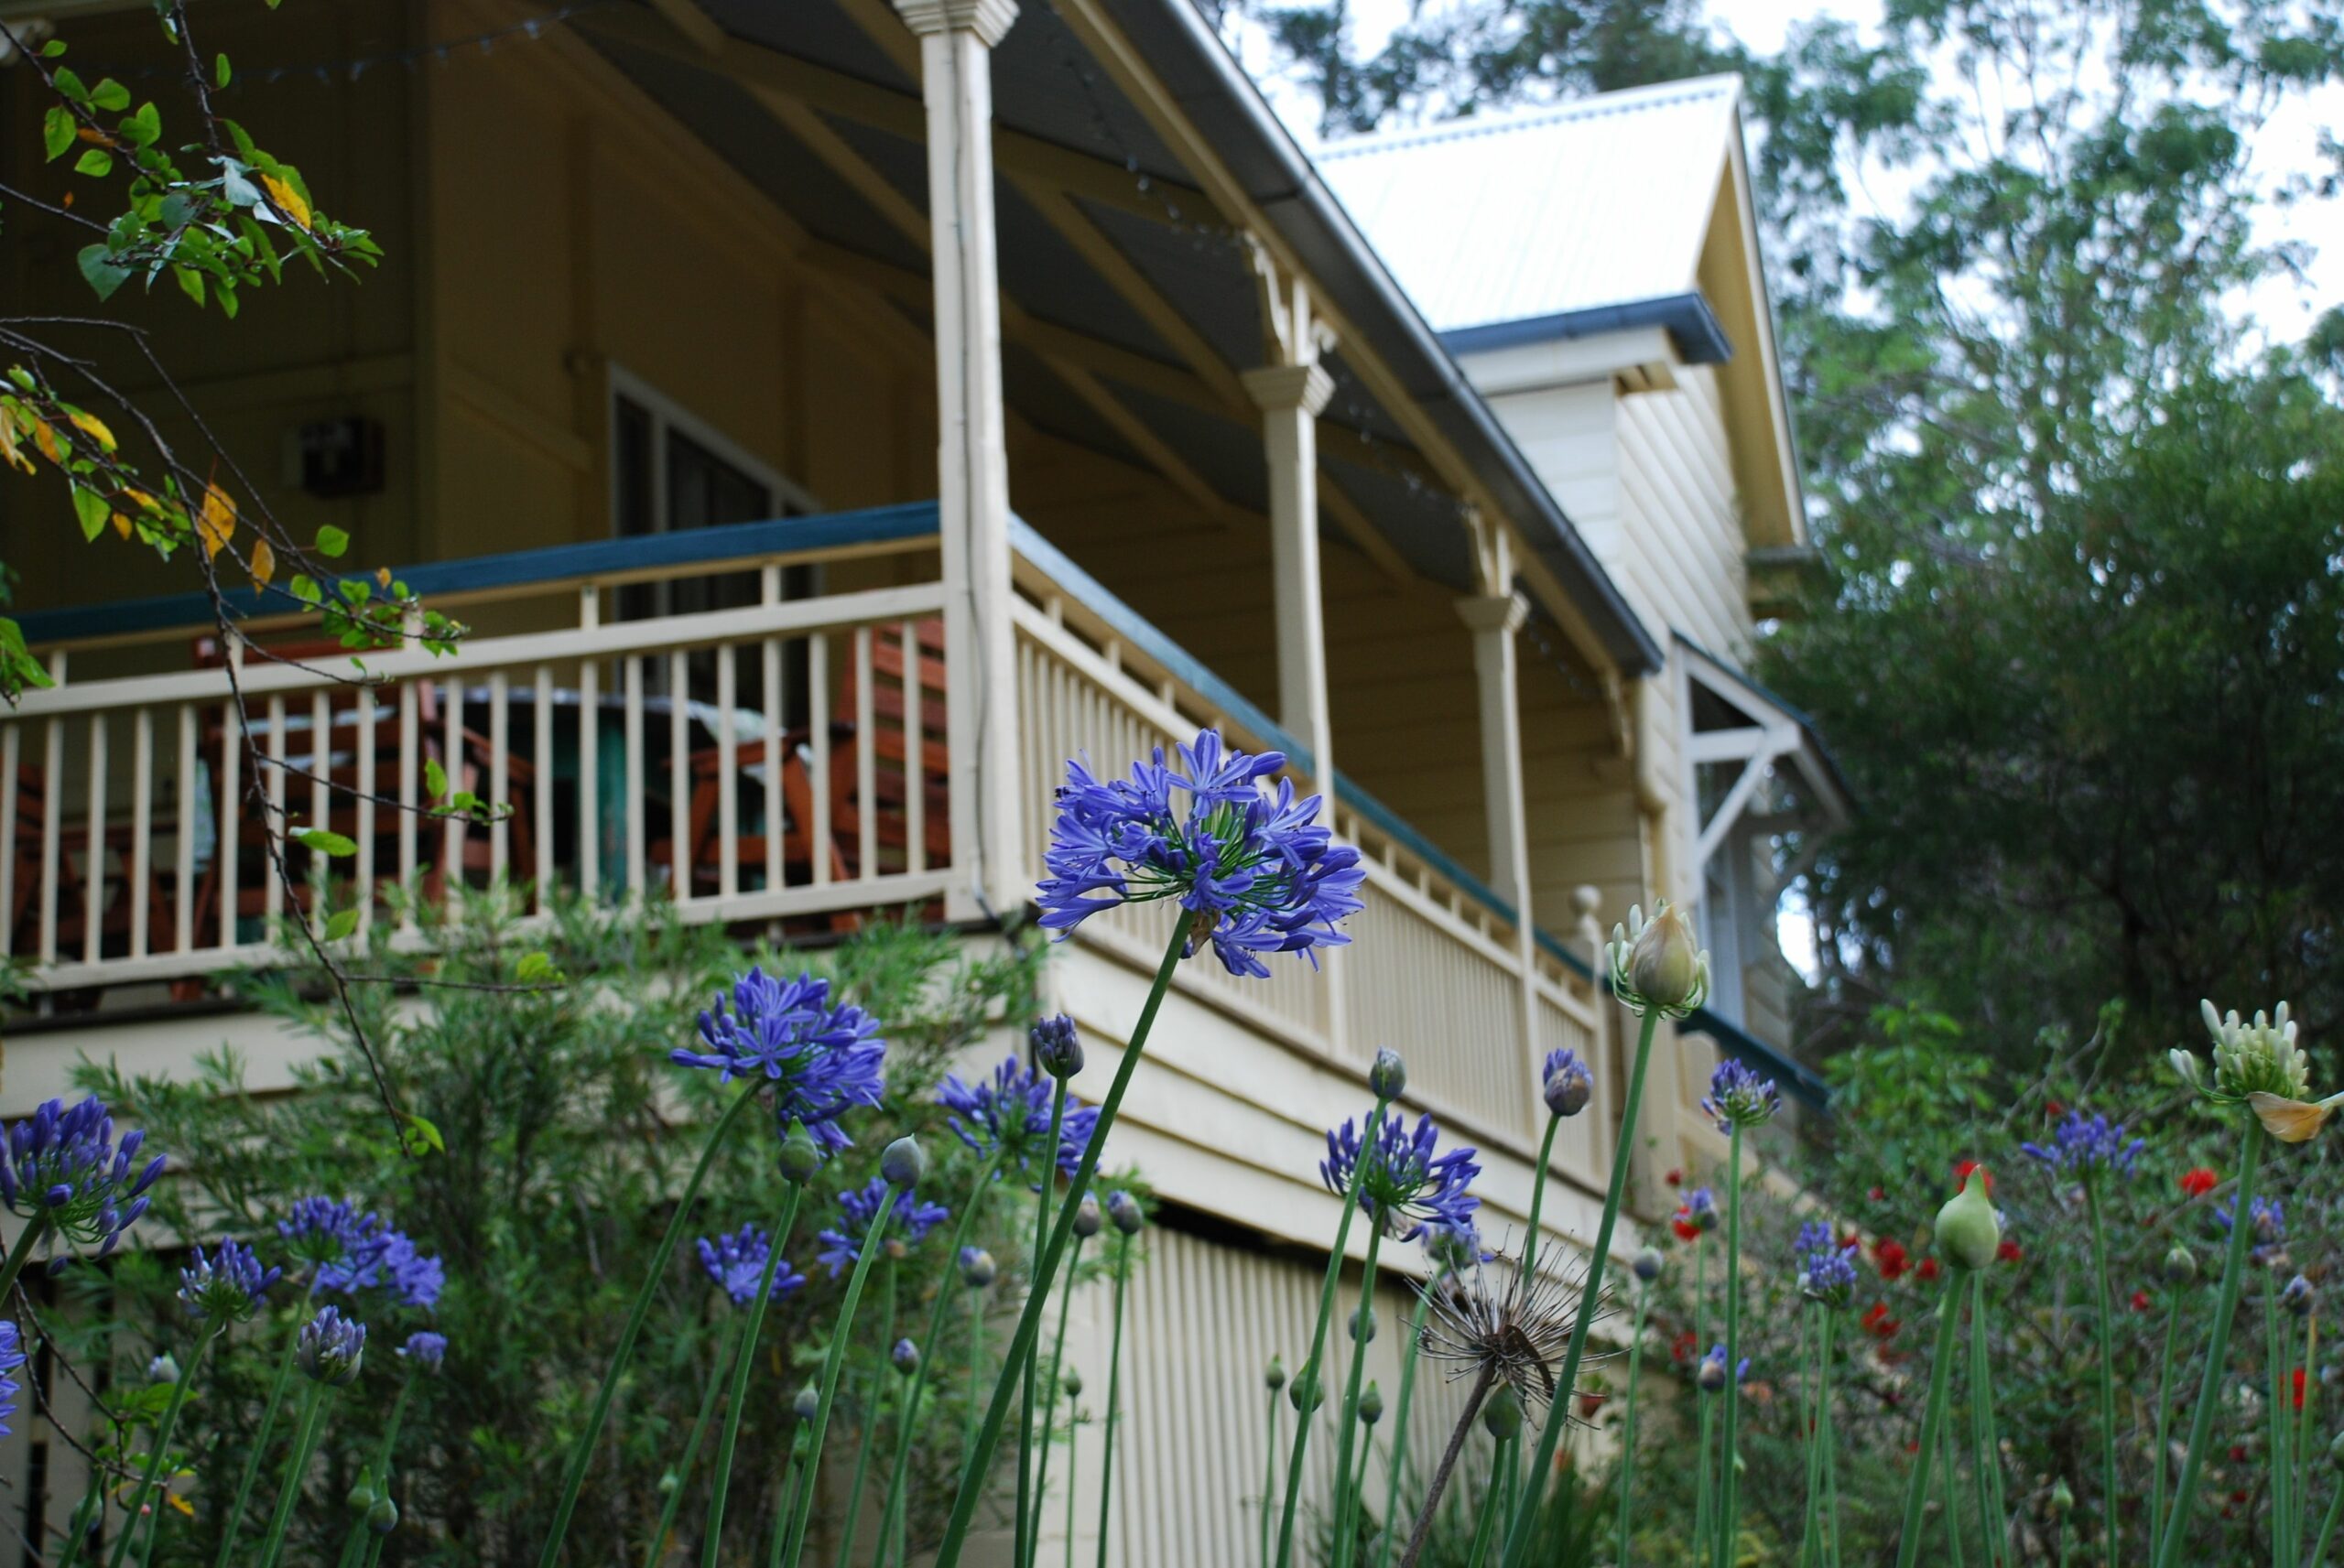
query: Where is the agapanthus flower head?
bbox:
[1369,1049,1407,1101]
[1419,1247,1593,1414]
[1700,1059,1780,1133]
[2021,1109,2145,1180]
[1073,1193,1102,1239]
[1796,1228,1859,1310]
[1607,903,1709,1019]
[398,1330,448,1375]
[1632,1248,1665,1283]
[297,1305,366,1386]
[937,1058,1101,1182]
[1031,1014,1083,1080]
[1358,1380,1384,1425]
[2219,1195,2288,1266]
[2174,1000,2311,1105]
[1106,1190,1145,1236]
[891,1338,919,1377]
[959,1247,997,1289]
[178,1238,281,1323]
[0,1097,164,1259]
[0,1322,22,1440]
[697,1222,808,1306]
[1319,1111,1480,1242]
[279,1196,386,1273]
[1696,1343,1748,1395]
[1936,1172,2002,1271]
[815,1178,950,1277]
[1035,730,1365,979]
[671,969,886,1153]
[1422,1216,1492,1275]
[1542,1048,1593,1119]
[2283,1274,2315,1318]
[320,1230,444,1312]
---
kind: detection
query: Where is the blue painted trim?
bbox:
[1439,291,1733,365]
[1005,516,1316,778]
[15,501,944,648]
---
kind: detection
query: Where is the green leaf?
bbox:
[71,486,108,542]
[121,102,160,149]
[174,266,204,307]
[397,1113,444,1157]
[72,147,112,178]
[294,827,358,858]
[50,67,87,103]
[42,106,73,162]
[78,244,132,301]
[315,524,350,558]
[424,758,448,800]
[39,39,64,58]
[214,53,232,90]
[89,78,129,113]
[514,951,564,984]
[322,907,361,942]
[290,574,320,605]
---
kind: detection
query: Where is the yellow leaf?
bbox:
[250,536,277,587]
[110,512,130,540]
[198,482,235,559]
[0,409,26,474]
[68,410,114,451]
[376,565,393,588]
[123,487,159,512]
[259,173,311,232]
[30,420,60,465]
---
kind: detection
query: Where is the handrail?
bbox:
[15,501,944,650]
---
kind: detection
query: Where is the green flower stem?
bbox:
[833,1259,900,1568]
[765,1436,808,1568]
[1521,1113,1562,1281]
[1062,1393,1082,1568]
[1094,1227,1134,1568]
[254,1380,328,1568]
[874,1152,1005,1568]
[1261,1381,1281,1568]
[2084,1184,2121,1568]
[1498,1008,1660,1568]
[1017,1080,1069,1568]
[215,1312,302,1568]
[700,1181,806,1568]
[969,1297,986,1473]
[2266,1282,2290,1568]
[1026,1233,1089,1568]
[1800,1308,1837,1568]
[1716,1122,1746,1568]
[2151,1285,2183,1547]
[1462,1437,1513,1568]
[2310,1474,2344,1564]
[0,1218,48,1314]
[539,1078,765,1568]
[1796,1310,1819,1568]
[1939,1418,1965,1568]
[2294,1313,2317,1564]
[1695,1390,1716,1551]
[1969,1272,2006,1568]
[1374,1281,1438,1568]
[1271,1087,1394,1568]
[1894,1273,1966,1568]
[2154,1120,2267,1568]
[1329,1223,1388,1568]
[105,1318,221,1568]
[931,924,1186,1568]
[780,1182,900,1568]
[56,1459,104,1568]
[1823,1357,1844,1568]
[646,1333,738,1568]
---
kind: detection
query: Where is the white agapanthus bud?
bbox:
[1608,902,1710,1019]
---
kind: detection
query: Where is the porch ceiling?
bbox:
[574,0,1659,673]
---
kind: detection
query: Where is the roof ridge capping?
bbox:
[1310,71,1742,161]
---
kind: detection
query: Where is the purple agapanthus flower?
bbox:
[1319,1111,1481,1242]
[671,969,887,1153]
[1700,1060,1781,1134]
[2218,1195,2288,1265]
[1697,1342,1750,1393]
[697,1222,810,1305]
[0,1322,21,1439]
[1035,730,1365,979]
[937,1057,1101,1182]
[815,1178,951,1278]
[0,1097,164,1259]
[398,1330,448,1375]
[313,1228,444,1312]
[279,1197,385,1271]
[1421,1215,1492,1274]
[179,1238,282,1323]
[297,1305,366,1386]
[2021,1109,2144,1180]
[1794,1224,1858,1309]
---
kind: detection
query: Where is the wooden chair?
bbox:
[5,762,174,962]
[825,618,950,877]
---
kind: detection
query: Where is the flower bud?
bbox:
[1358,1380,1384,1426]
[1107,1190,1145,1236]
[147,1354,180,1385]
[1481,1387,1523,1438]
[2284,1275,2315,1319]
[1062,1367,1082,1400]
[1632,1248,1665,1284]
[2329,1429,2344,1471]
[346,1473,377,1514]
[2049,1478,2074,1516]
[1350,1304,1376,1344]
[1032,1014,1084,1080]
[1073,1194,1102,1239]
[776,1121,823,1184]
[1697,1346,1731,1394]
[1265,1355,1286,1392]
[1289,1359,1324,1413]
[1369,1049,1407,1100]
[892,1337,920,1377]
[1935,1173,2002,1271]
[792,1384,820,1422]
[960,1247,998,1289]
[1543,1050,1593,1119]
[880,1137,926,1190]
[657,1470,680,1497]
[366,1497,399,1535]
[2163,1245,2198,1286]
[1624,903,1706,1014]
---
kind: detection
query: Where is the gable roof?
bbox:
[1311,75,1746,339]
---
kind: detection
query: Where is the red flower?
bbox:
[2295,1368,2307,1411]
[1581,1392,1606,1418]
[1953,1160,1994,1195]
[1673,1217,1703,1243]
[1917,1258,1941,1283]
[2132,1291,2153,1313]
[1861,1302,1902,1341]
[1666,1168,1683,1188]
[1997,1240,2023,1264]
[2230,1445,2250,1464]
[2180,1168,2219,1199]
[1875,1238,1910,1280]
[1672,1330,1698,1364]
[2045,1099,2066,1119]
[1868,1185,1886,1202]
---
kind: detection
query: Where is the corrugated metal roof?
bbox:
[1311,75,1743,334]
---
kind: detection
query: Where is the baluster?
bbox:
[854,626,874,880]
[82,712,106,965]
[534,666,554,911]
[667,652,688,905]
[809,634,830,887]
[441,674,463,899]
[38,656,61,968]
[579,649,601,903]
[902,617,925,876]
[624,656,646,904]
[489,671,509,885]
[2,724,18,957]
[717,643,738,901]
[217,659,241,952]
[309,691,330,936]
[130,708,152,960]
[355,689,375,937]
[396,672,418,933]
[761,568,782,893]
[263,696,285,926]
